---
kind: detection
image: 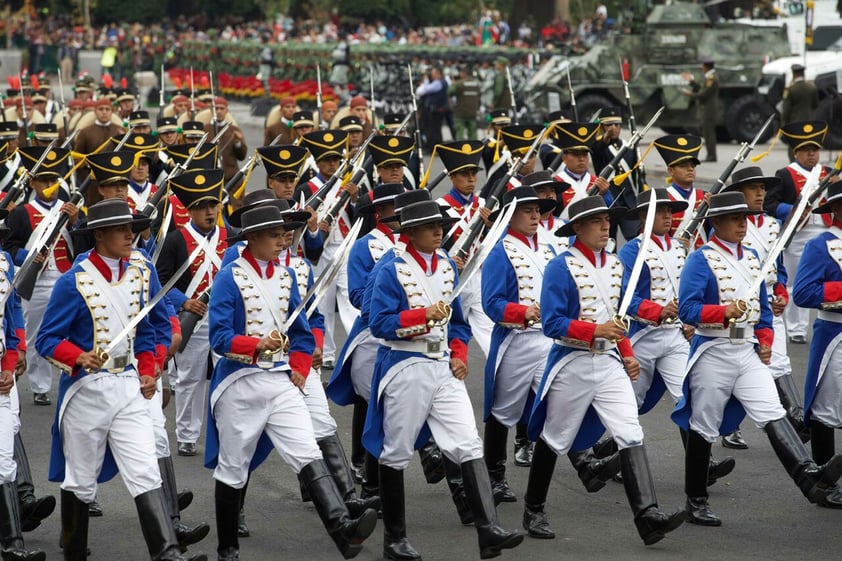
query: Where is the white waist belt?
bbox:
[695,326,756,344]
[554,338,617,353]
[817,311,842,323]
[385,339,447,358]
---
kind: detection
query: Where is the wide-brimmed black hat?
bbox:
[359,183,405,215]
[553,122,600,153]
[18,146,70,179]
[229,190,310,227]
[499,125,543,156]
[625,188,689,218]
[397,201,459,232]
[301,130,349,161]
[812,183,842,214]
[380,189,448,224]
[166,142,219,170]
[555,196,627,237]
[369,135,415,167]
[704,192,762,218]
[169,169,224,209]
[86,150,135,185]
[490,186,557,222]
[723,166,782,192]
[521,170,568,195]
[239,205,302,236]
[257,145,308,179]
[435,141,484,175]
[780,121,827,151]
[78,198,151,233]
[654,134,703,167]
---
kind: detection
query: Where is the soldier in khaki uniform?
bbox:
[781,63,819,125]
[682,57,718,163]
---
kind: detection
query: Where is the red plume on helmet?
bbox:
[102,73,113,89]
[30,75,40,91]
[173,76,182,89]
[7,76,20,90]
[120,77,128,89]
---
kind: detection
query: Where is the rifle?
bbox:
[188,67,197,121]
[0,139,57,211]
[209,70,219,140]
[177,290,209,352]
[57,69,70,138]
[158,64,166,116]
[304,130,377,213]
[316,64,324,130]
[60,129,79,150]
[505,66,517,124]
[448,124,549,259]
[19,74,31,147]
[139,131,210,219]
[619,57,646,194]
[587,106,665,196]
[566,66,578,121]
[320,154,373,242]
[779,151,842,251]
[677,113,776,243]
[407,65,425,184]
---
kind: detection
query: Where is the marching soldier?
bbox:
[481,187,557,502]
[681,56,718,162]
[525,196,686,544]
[520,171,568,255]
[263,96,298,146]
[765,121,840,345]
[673,192,842,526]
[498,125,540,188]
[368,135,416,191]
[158,170,228,458]
[36,198,205,561]
[128,110,153,134]
[654,134,707,248]
[74,98,125,155]
[481,109,511,175]
[204,97,247,183]
[537,110,571,170]
[366,199,524,561]
[5,147,76,407]
[181,122,206,144]
[206,204,377,561]
[291,111,316,143]
[793,180,842,506]
[550,122,612,218]
[781,64,818,126]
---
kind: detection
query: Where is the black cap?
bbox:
[654,134,703,167]
[168,169,224,209]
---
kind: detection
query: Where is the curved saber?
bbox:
[615,189,658,326]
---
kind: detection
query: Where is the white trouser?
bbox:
[379,359,484,470]
[687,343,786,443]
[147,377,170,458]
[304,369,338,440]
[810,342,842,428]
[213,370,323,488]
[770,313,792,379]
[541,353,644,455]
[0,394,16,484]
[460,275,493,358]
[22,269,60,394]
[783,224,823,338]
[632,327,689,407]
[314,242,357,362]
[490,330,551,427]
[350,334,380,402]
[61,373,161,502]
[174,322,211,444]
[10,380,19,435]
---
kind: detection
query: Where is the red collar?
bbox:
[747,214,764,228]
[711,235,743,259]
[834,219,842,229]
[397,233,410,246]
[650,234,671,251]
[375,221,396,243]
[573,239,605,267]
[542,215,554,229]
[507,229,539,250]
[242,247,275,278]
[88,250,128,282]
[405,244,437,274]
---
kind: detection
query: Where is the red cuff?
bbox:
[635,300,663,324]
[755,327,774,348]
[700,304,727,327]
[618,338,634,358]
[773,283,789,305]
[53,340,85,374]
[135,351,156,378]
[399,308,429,337]
[230,335,260,360]
[312,328,325,350]
[823,281,842,303]
[562,188,575,207]
[567,320,597,343]
[289,351,313,377]
[154,344,168,370]
[1,349,18,372]
[449,339,469,362]
[502,303,528,327]
[15,329,26,353]
[170,316,182,336]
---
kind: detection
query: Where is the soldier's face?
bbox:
[351,106,367,121]
[377,163,404,184]
[317,156,341,177]
[281,103,297,119]
[450,169,478,195]
[348,131,363,147]
[295,125,314,137]
[95,105,113,122]
[95,223,134,258]
[133,124,151,134]
[562,150,590,174]
[248,227,287,260]
[668,162,697,186]
[794,146,820,169]
[375,202,396,221]
[268,175,297,200]
[189,201,219,233]
[572,213,611,250]
[174,101,189,114]
[99,181,129,201]
[510,203,541,237]
[159,131,177,145]
[712,214,747,244]
[130,160,149,183]
[520,153,536,175]
[640,204,674,236]
[739,183,766,211]
[119,100,133,111]
[533,186,557,217]
[406,222,443,254]
[322,107,337,122]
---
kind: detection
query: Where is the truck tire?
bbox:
[576,93,616,122]
[725,95,777,143]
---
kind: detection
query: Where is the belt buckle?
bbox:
[426,341,441,354]
[111,354,129,370]
[729,325,746,343]
[256,351,280,370]
[592,338,610,352]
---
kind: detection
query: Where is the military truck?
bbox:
[522,2,792,142]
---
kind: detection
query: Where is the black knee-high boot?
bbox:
[461,459,524,559]
[484,417,516,502]
[215,481,241,561]
[14,434,55,532]
[522,439,557,539]
[684,430,721,526]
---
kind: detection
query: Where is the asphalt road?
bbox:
[12,103,842,560]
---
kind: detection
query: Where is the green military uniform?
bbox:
[492,57,513,113]
[781,78,819,125]
[449,73,481,140]
[690,68,718,162]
